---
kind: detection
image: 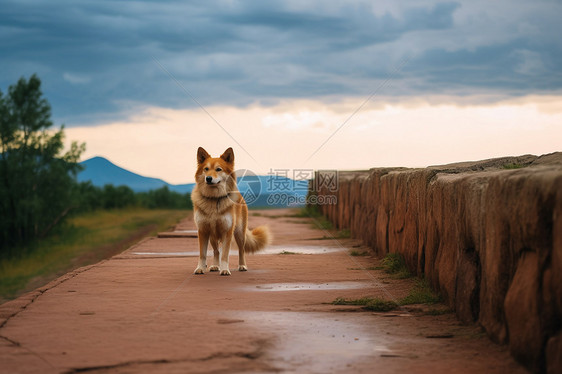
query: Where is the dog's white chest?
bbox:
[220,213,233,230]
[194,210,233,232]
[194,210,203,228]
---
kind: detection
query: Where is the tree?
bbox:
[0,75,85,256]
[138,186,193,209]
[101,184,136,209]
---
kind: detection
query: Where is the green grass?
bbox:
[336,229,351,239]
[349,249,369,256]
[291,206,334,230]
[284,219,311,225]
[311,216,333,230]
[332,278,441,312]
[503,163,525,169]
[0,208,189,302]
[333,296,373,306]
[379,253,412,279]
[363,298,399,312]
[400,278,441,305]
[288,206,354,235]
[333,296,398,312]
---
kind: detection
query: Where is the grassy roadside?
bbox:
[332,278,441,312]
[0,208,190,303]
[334,253,443,313]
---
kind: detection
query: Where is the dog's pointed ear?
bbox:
[197,147,210,164]
[220,147,234,164]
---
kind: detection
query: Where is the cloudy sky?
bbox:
[2,0,561,183]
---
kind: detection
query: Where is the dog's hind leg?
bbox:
[219,235,233,276]
[194,231,209,274]
[209,238,220,272]
[235,228,247,271]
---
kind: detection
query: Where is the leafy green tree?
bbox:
[102,184,136,209]
[74,181,104,212]
[0,75,85,257]
[138,186,193,209]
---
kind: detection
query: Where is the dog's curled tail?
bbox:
[244,226,272,254]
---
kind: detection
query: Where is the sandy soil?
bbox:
[0,209,528,373]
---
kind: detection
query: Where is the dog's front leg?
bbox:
[194,231,209,274]
[209,238,220,272]
[219,234,233,276]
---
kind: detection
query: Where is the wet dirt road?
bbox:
[0,209,527,373]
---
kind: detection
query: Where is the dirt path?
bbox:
[0,209,527,373]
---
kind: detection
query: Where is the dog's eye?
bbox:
[216,167,222,172]
[204,167,209,171]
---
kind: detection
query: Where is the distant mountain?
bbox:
[77,157,194,193]
[77,157,308,207]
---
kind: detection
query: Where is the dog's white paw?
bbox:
[209,265,219,272]
[220,269,231,276]
[194,267,205,274]
[238,265,248,272]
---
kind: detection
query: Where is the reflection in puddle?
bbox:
[262,245,344,255]
[174,230,198,235]
[248,282,370,292]
[132,245,343,257]
[132,251,199,257]
[229,311,391,373]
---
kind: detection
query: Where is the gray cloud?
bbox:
[0,0,560,126]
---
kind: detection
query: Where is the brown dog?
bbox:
[191,147,271,275]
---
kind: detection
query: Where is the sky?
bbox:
[1,0,561,184]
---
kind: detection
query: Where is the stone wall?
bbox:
[314,153,562,373]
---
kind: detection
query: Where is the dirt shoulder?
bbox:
[0,209,528,373]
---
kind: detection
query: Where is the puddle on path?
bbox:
[227,311,398,373]
[174,230,198,235]
[132,245,343,257]
[260,245,344,255]
[157,230,198,238]
[132,251,199,257]
[246,281,370,292]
